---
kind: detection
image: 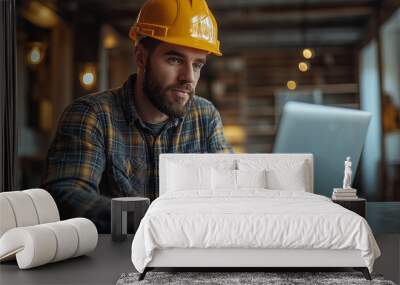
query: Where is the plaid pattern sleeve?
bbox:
[207,108,234,153]
[42,98,111,232]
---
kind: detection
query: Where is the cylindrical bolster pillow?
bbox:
[0,218,98,269]
[0,196,17,237]
[0,225,57,268]
[65,218,98,257]
[42,221,79,262]
[0,189,60,238]
[23,189,60,224]
[0,191,39,228]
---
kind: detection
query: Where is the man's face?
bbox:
[142,42,207,118]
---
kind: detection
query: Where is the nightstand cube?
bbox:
[111,197,150,242]
[332,198,366,218]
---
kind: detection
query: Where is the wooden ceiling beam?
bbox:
[104,2,374,23]
[219,20,367,32]
[220,27,363,49]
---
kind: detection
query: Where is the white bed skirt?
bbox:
[148,248,366,268]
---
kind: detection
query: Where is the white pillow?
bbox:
[237,169,267,189]
[167,162,212,191]
[266,162,307,191]
[212,168,237,191]
[238,159,309,191]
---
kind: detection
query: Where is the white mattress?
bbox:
[131,190,380,273]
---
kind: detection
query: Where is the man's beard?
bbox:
[142,60,194,118]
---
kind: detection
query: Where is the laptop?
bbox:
[273,102,371,197]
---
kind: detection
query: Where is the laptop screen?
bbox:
[273,102,371,197]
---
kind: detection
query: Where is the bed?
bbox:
[131,154,381,280]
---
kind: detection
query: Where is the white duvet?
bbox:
[131,190,380,273]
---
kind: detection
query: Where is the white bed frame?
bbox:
[140,154,370,280]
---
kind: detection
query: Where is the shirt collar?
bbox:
[121,74,139,124]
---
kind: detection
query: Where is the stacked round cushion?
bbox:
[0,189,98,269]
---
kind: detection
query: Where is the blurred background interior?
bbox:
[12,0,400,201]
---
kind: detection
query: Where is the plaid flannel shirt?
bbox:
[42,74,232,233]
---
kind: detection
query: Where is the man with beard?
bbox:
[42,0,231,233]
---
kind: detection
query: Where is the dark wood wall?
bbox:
[0,0,17,192]
[210,47,359,153]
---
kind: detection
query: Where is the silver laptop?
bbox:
[273,102,371,197]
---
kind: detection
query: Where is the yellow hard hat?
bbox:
[129,0,222,56]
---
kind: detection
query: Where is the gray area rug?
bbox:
[116,272,396,285]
